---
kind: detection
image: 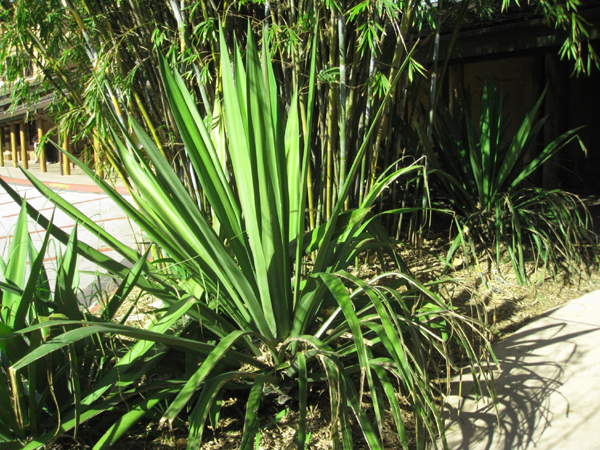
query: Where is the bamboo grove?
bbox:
[1,0,597,236]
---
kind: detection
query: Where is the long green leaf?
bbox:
[240,373,266,450]
[2,202,30,328]
[297,351,308,450]
[8,319,261,373]
[186,371,257,448]
[93,389,173,450]
[157,55,252,271]
[160,330,271,427]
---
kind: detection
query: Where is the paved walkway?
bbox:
[442,288,600,450]
[0,161,128,194]
[0,163,138,306]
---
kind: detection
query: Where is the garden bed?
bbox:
[70,245,600,450]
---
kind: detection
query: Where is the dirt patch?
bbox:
[400,235,600,340]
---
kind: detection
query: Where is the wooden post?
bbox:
[61,131,71,176]
[37,118,47,172]
[10,123,17,168]
[0,126,4,167]
[19,121,29,170]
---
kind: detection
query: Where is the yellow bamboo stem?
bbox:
[19,121,28,170]
[93,132,103,178]
[62,131,71,175]
[10,124,17,168]
[37,118,47,172]
[133,91,167,160]
[0,126,4,167]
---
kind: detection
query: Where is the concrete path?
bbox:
[442,289,600,450]
[0,163,140,306]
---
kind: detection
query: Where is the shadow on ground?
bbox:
[441,294,600,450]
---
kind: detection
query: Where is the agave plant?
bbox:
[0,29,495,450]
[417,80,598,283]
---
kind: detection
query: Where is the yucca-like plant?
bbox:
[0,30,495,450]
[0,203,155,448]
[417,81,598,284]
[0,204,59,446]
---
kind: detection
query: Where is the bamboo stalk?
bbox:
[325,12,337,220]
[325,89,335,220]
[134,91,168,160]
[0,126,4,167]
[299,90,316,231]
[61,131,71,176]
[37,118,47,173]
[93,132,103,178]
[370,113,389,192]
[427,0,442,139]
[358,40,376,204]
[19,121,28,170]
[338,6,348,210]
[10,124,17,168]
[317,74,327,226]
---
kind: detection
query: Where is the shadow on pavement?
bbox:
[442,312,600,450]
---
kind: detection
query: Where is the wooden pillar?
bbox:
[61,131,71,176]
[10,123,17,168]
[0,126,4,167]
[37,118,47,172]
[19,121,29,170]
